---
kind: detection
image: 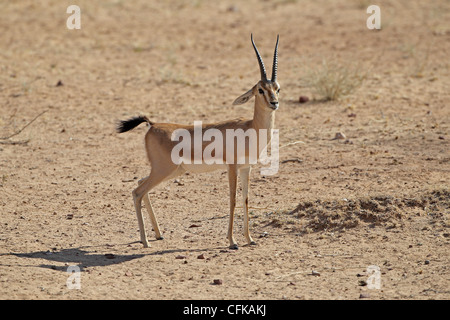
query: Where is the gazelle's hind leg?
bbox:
[138,178,163,240]
[133,165,184,247]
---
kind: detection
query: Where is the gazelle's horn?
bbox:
[271,35,279,82]
[251,34,267,82]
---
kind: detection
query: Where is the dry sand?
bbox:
[0,0,449,299]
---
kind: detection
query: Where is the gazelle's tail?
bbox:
[116,116,153,133]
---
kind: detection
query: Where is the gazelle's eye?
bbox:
[277,89,280,93]
[258,88,264,94]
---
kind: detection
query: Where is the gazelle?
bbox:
[117,34,280,249]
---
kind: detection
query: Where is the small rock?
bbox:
[189,224,202,228]
[174,179,184,186]
[104,254,115,259]
[299,96,309,103]
[260,231,269,238]
[66,214,74,220]
[424,260,430,265]
[213,279,223,285]
[358,280,368,286]
[333,132,346,140]
[56,80,63,87]
[311,270,320,277]
[359,293,370,299]
[197,254,206,259]
[175,255,187,259]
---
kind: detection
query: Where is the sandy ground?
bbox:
[0,0,449,300]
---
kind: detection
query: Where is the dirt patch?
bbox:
[264,189,449,233]
[0,0,449,300]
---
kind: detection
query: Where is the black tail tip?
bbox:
[116,116,151,133]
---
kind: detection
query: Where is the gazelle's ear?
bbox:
[233,86,256,105]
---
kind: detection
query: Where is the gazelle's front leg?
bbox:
[240,166,256,245]
[227,165,238,249]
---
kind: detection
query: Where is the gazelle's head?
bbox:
[233,34,280,111]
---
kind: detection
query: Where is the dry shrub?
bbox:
[303,58,368,101]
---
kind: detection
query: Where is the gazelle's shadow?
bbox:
[3,242,227,272]
[6,245,144,272]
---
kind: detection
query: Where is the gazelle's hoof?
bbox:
[249,241,257,246]
[157,236,164,240]
[142,241,150,248]
[229,244,239,250]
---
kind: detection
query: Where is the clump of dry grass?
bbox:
[261,188,449,234]
[303,59,368,101]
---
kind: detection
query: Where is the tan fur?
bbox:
[124,39,280,249]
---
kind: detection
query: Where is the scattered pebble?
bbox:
[333,132,346,140]
[189,224,202,228]
[175,255,187,259]
[424,260,430,265]
[358,280,368,286]
[104,254,115,259]
[197,254,206,259]
[213,279,223,285]
[311,270,320,277]
[359,293,370,299]
[299,96,309,103]
[174,179,184,186]
[260,231,269,238]
[56,80,63,87]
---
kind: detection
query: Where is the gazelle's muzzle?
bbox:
[269,101,279,110]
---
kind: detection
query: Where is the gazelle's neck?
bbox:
[251,99,276,133]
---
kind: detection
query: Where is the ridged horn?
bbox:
[251,34,267,82]
[271,35,279,82]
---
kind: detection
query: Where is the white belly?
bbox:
[181,163,227,173]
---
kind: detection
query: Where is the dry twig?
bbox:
[0,109,48,141]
